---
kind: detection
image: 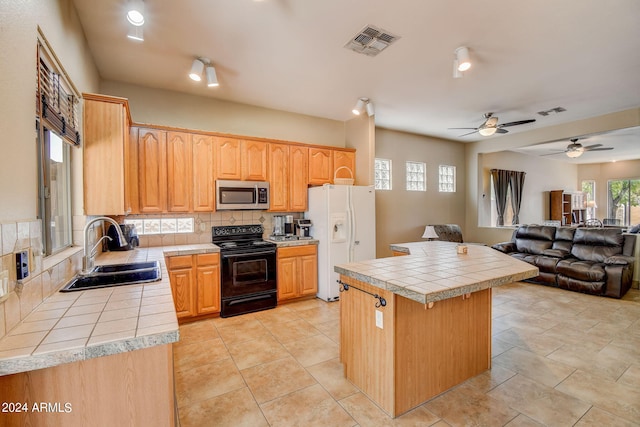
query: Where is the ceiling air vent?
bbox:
[344,25,400,57]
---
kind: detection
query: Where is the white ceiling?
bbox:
[72,0,640,151]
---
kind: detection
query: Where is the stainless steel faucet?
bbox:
[82,217,127,274]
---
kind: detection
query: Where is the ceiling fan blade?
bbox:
[498,119,536,128]
[496,128,509,134]
[541,152,565,156]
[585,147,614,152]
[582,144,603,150]
[458,130,479,137]
[448,127,478,130]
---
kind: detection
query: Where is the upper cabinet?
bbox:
[268,143,289,212]
[241,140,268,181]
[166,132,193,212]
[137,128,167,213]
[214,137,242,180]
[308,148,333,185]
[333,151,356,184]
[83,94,133,215]
[192,134,215,212]
[289,146,309,211]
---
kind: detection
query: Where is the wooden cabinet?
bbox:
[550,190,586,226]
[215,137,242,180]
[192,134,215,212]
[167,253,221,320]
[242,140,268,181]
[277,245,318,302]
[333,150,356,184]
[166,132,193,212]
[83,94,134,215]
[289,146,309,211]
[268,143,290,212]
[308,148,333,185]
[137,128,167,213]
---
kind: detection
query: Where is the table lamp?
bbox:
[421,225,439,241]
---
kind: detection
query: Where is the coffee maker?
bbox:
[272,215,285,237]
[284,215,294,236]
[295,219,313,239]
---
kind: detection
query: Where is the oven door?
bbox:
[221,250,277,298]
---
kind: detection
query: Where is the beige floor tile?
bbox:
[266,318,321,344]
[173,337,230,373]
[547,342,630,381]
[217,319,269,346]
[555,369,640,423]
[296,304,340,326]
[261,384,356,426]
[617,364,640,388]
[241,356,317,404]
[494,327,565,356]
[175,358,245,408]
[177,319,219,344]
[227,334,289,370]
[504,414,546,426]
[488,374,590,427]
[307,358,359,400]
[459,364,516,393]
[574,406,639,427]
[492,346,576,388]
[340,392,440,426]
[315,318,340,343]
[283,334,339,367]
[179,387,268,427]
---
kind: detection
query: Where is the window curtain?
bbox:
[509,171,526,225]
[491,169,510,226]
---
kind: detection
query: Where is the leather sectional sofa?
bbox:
[492,225,637,298]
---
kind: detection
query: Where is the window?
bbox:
[405,161,426,191]
[36,37,79,255]
[124,218,195,235]
[581,180,596,219]
[438,165,456,192]
[607,179,640,226]
[375,158,392,190]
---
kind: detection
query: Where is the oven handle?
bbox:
[228,294,274,306]
[221,250,276,259]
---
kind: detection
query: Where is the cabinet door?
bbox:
[192,134,215,212]
[268,143,289,211]
[299,253,318,296]
[277,256,298,301]
[167,132,193,212]
[289,146,309,211]
[138,128,167,213]
[333,151,356,183]
[196,264,220,315]
[308,148,333,185]
[214,137,242,180]
[242,140,268,181]
[168,267,195,318]
[83,97,127,215]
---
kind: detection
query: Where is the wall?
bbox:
[345,115,375,186]
[100,80,346,147]
[478,151,579,228]
[0,0,99,339]
[374,128,465,258]
[465,108,640,245]
[578,159,640,222]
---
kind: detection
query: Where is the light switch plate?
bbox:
[375,310,383,329]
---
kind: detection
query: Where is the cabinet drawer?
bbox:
[278,245,317,258]
[197,253,220,266]
[167,255,193,270]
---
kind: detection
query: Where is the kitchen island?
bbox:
[334,241,538,417]
[0,244,218,427]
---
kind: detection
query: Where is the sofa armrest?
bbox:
[492,242,516,253]
[605,255,636,266]
[541,248,571,259]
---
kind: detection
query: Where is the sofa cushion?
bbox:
[536,256,562,273]
[557,275,605,295]
[557,259,606,282]
[511,253,539,265]
[514,225,556,255]
[552,227,576,252]
[570,228,624,262]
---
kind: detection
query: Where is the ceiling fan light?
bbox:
[206,65,219,87]
[126,0,145,26]
[566,148,584,158]
[455,46,471,72]
[189,59,204,82]
[478,127,497,136]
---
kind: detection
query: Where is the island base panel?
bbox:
[340,276,492,417]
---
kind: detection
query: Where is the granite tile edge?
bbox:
[162,245,220,257]
[0,347,85,376]
[85,330,179,360]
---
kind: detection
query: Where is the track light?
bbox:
[206,66,219,87]
[189,59,205,82]
[452,59,463,78]
[127,23,144,41]
[455,46,471,72]
[126,0,145,26]
[352,98,374,116]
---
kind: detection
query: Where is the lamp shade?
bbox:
[455,47,471,72]
[206,66,219,87]
[189,59,204,81]
[421,225,439,240]
[478,126,497,136]
[566,148,584,158]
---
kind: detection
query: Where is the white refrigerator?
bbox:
[305,184,376,302]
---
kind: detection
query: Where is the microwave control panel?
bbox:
[258,187,268,203]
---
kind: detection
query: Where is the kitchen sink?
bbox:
[60,261,162,292]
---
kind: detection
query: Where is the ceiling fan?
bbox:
[449,112,536,137]
[543,138,614,158]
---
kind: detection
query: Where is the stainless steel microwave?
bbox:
[216,180,270,210]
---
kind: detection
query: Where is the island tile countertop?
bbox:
[0,243,218,376]
[334,241,538,305]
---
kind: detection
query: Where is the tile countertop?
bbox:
[334,241,538,305]
[267,238,319,247]
[0,243,219,376]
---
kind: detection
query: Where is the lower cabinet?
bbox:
[167,253,220,320]
[277,245,318,302]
